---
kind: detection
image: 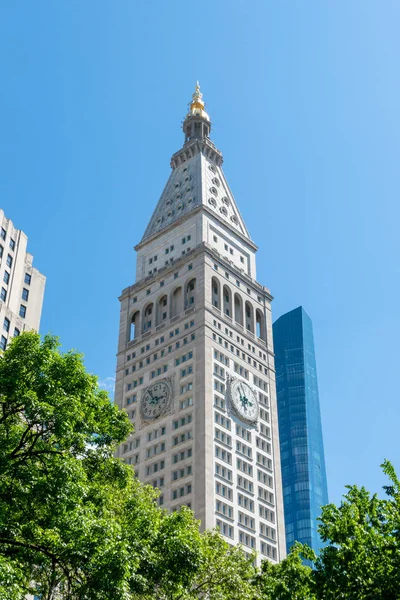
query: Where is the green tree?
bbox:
[0,331,139,598]
[314,459,400,599]
[0,333,258,600]
[255,542,316,600]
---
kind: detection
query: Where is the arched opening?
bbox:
[223,285,232,318]
[170,287,183,318]
[142,303,154,333]
[234,293,243,325]
[185,278,196,308]
[256,309,266,341]
[129,311,140,341]
[211,276,221,309]
[245,301,254,333]
[157,295,168,325]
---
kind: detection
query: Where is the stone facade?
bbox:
[115,86,286,563]
[0,209,46,348]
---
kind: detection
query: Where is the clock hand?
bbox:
[239,384,248,406]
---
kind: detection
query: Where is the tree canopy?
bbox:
[0,332,399,599]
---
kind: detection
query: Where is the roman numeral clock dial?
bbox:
[228,378,259,425]
[141,379,173,421]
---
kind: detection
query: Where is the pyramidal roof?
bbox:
[140,84,251,244]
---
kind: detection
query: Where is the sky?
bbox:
[1,0,399,506]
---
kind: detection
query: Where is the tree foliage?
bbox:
[313,458,400,599]
[0,333,257,599]
[0,332,399,599]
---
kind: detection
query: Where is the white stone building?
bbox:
[115,85,286,563]
[0,209,46,347]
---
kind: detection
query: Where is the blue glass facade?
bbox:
[273,307,328,557]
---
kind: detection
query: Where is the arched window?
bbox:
[170,287,183,318]
[223,285,232,318]
[129,311,140,341]
[142,303,154,333]
[157,295,168,325]
[245,301,254,333]
[256,309,266,341]
[185,278,196,308]
[234,293,243,325]
[211,276,221,309]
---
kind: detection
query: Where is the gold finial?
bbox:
[190,80,204,111]
[187,81,210,121]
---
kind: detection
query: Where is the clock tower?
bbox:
[114,84,286,563]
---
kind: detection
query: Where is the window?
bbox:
[0,245,2,258]
[216,519,234,539]
[14,328,20,337]
[180,366,193,378]
[236,440,252,459]
[215,445,232,465]
[172,464,192,481]
[215,482,233,501]
[173,414,192,429]
[3,318,10,332]
[188,264,193,271]
[0,288,6,302]
[0,228,6,240]
[172,447,192,464]
[173,430,192,446]
[180,381,193,394]
[171,483,192,501]
[214,411,231,430]
[180,396,193,410]
[0,335,6,350]
[216,500,233,519]
[215,462,233,481]
[237,458,253,476]
[9,239,15,250]
[238,511,255,531]
[174,272,179,279]
[6,255,12,268]
[237,475,254,493]
[238,494,254,512]
[214,428,232,447]
[24,273,31,285]
[238,532,256,549]
[3,272,9,284]
[22,288,29,301]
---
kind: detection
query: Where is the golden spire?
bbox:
[187,81,210,122]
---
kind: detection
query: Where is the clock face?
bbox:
[141,379,172,421]
[229,378,259,424]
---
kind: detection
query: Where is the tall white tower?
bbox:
[115,85,286,562]
[0,209,46,349]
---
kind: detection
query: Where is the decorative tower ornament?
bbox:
[183,81,211,142]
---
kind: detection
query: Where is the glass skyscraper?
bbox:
[273,306,328,557]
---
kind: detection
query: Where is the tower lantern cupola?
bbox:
[183,82,211,142]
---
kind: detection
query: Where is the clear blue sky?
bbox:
[1,1,399,506]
